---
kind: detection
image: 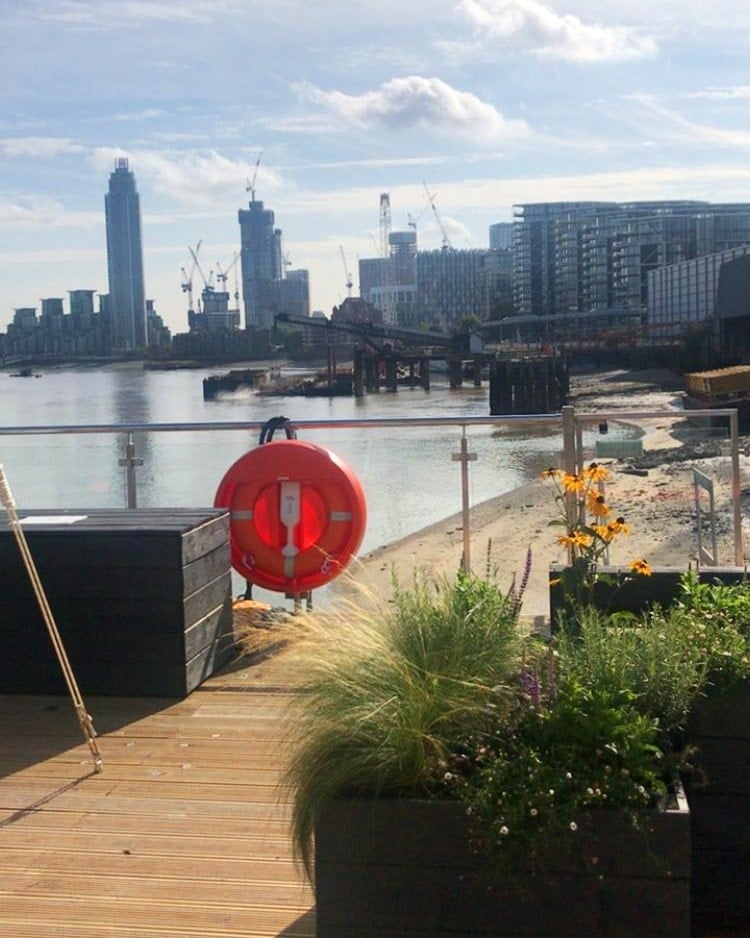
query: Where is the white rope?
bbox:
[0,465,103,772]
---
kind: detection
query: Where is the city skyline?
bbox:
[1,1,750,336]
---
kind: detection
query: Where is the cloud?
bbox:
[0,137,82,158]
[112,108,164,122]
[35,0,226,29]
[0,197,99,229]
[684,86,750,100]
[629,94,750,147]
[297,76,529,143]
[448,0,658,63]
[90,147,283,207]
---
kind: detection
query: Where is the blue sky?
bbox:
[2,0,750,335]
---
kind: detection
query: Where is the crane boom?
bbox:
[245,150,263,201]
[423,182,452,250]
[339,245,353,297]
[180,239,202,313]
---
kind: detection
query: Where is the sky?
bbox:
[2,0,750,335]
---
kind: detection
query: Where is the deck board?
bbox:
[0,651,314,938]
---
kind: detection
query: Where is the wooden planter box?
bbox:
[315,792,690,937]
[0,508,235,698]
[687,679,750,928]
[548,564,748,627]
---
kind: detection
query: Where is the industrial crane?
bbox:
[423,182,452,250]
[245,150,263,201]
[339,245,353,297]
[180,239,202,314]
[216,251,240,301]
[189,242,214,305]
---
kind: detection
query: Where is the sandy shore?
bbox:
[335,368,750,621]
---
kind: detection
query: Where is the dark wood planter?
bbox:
[548,564,748,627]
[315,792,690,938]
[686,679,750,928]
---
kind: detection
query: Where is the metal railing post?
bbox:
[452,429,477,572]
[730,411,744,565]
[119,432,143,509]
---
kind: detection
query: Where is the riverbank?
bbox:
[335,367,750,620]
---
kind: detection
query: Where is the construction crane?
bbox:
[180,239,202,314]
[245,150,263,202]
[423,182,452,250]
[189,243,214,303]
[339,245,353,297]
[216,251,240,300]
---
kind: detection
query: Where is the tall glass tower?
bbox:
[105,159,146,350]
[238,199,283,329]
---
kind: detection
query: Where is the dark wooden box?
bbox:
[0,508,235,698]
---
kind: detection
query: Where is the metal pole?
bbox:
[452,430,477,572]
[119,432,143,509]
[561,406,577,559]
[730,410,744,566]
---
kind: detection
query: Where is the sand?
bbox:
[334,368,750,621]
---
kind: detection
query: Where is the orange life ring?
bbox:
[214,440,367,593]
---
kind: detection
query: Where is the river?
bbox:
[0,362,622,603]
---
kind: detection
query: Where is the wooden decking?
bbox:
[0,651,314,937]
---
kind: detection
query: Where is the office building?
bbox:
[416,249,487,324]
[105,159,147,350]
[238,199,283,329]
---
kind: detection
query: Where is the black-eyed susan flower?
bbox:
[592,523,614,541]
[540,467,561,479]
[562,473,585,493]
[584,462,610,482]
[586,492,611,517]
[629,558,653,576]
[608,516,630,536]
[558,530,592,549]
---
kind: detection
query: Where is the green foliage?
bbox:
[283,566,750,882]
[284,569,526,878]
[457,680,667,867]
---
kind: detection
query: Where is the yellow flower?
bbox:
[562,473,585,493]
[629,558,653,577]
[592,523,614,541]
[608,516,630,536]
[587,492,611,517]
[549,577,561,586]
[540,467,561,480]
[558,530,592,549]
[584,462,610,483]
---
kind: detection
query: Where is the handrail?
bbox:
[0,407,736,437]
[0,407,743,566]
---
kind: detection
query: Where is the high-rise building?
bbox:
[489,222,513,250]
[238,199,283,329]
[105,159,147,350]
[512,200,750,318]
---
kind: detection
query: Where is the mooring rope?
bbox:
[0,465,103,772]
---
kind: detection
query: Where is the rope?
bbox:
[0,465,103,772]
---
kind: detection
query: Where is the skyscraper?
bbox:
[238,199,283,329]
[105,158,146,349]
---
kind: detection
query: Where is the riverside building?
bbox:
[105,159,147,350]
[513,200,750,318]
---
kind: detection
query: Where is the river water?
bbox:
[0,363,624,602]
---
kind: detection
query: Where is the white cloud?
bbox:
[90,147,283,207]
[630,95,750,147]
[449,0,658,63]
[0,197,99,229]
[35,0,228,28]
[0,137,82,158]
[684,86,750,100]
[112,108,164,122]
[297,76,529,143]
